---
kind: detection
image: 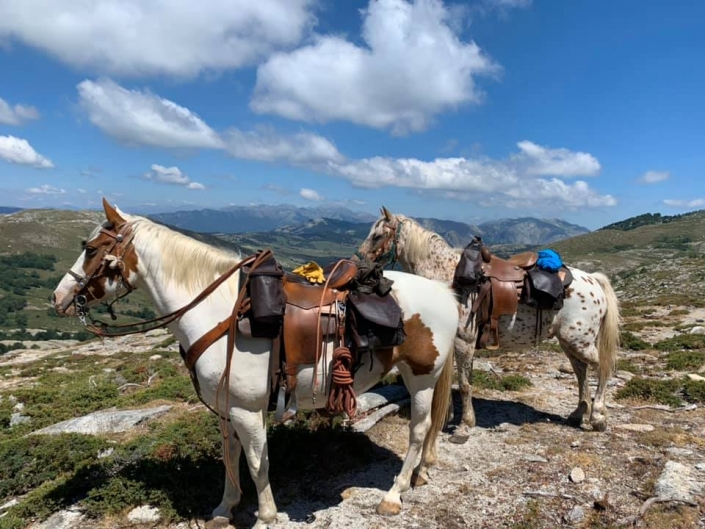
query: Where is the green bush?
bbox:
[620,331,650,351]
[666,351,705,371]
[654,334,705,352]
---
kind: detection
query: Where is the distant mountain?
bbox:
[0,206,23,215]
[413,216,589,247]
[149,204,376,233]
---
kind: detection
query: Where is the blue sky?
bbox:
[0,0,703,230]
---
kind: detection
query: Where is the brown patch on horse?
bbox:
[378,313,439,376]
[565,287,574,298]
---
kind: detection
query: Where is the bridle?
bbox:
[356,218,405,268]
[68,223,136,325]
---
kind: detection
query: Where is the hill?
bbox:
[599,210,703,231]
[0,206,23,215]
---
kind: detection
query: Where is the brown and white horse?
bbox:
[51,199,460,528]
[356,207,621,441]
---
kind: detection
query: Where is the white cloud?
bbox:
[639,170,670,184]
[143,164,205,190]
[300,188,324,201]
[26,184,65,194]
[0,97,39,125]
[78,79,223,149]
[0,0,316,78]
[0,135,54,168]
[663,198,705,208]
[323,141,614,209]
[251,0,499,134]
[223,127,343,165]
[77,188,87,193]
[513,141,600,177]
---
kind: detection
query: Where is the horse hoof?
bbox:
[205,517,232,529]
[449,432,470,444]
[377,499,402,516]
[591,421,607,432]
[411,471,428,487]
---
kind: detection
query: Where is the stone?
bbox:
[614,423,655,433]
[570,441,581,448]
[687,374,705,382]
[570,467,585,483]
[565,506,585,524]
[30,405,172,436]
[654,461,703,503]
[10,412,30,427]
[615,370,634,381]
[694,463,705,471]
[524,455,549,463]
[149,354,163,361]
[28,508,87,529]
[127,505,161,524]
[689,326,705,335]
[666,447,694,457]
[0,498,19,511]
[356,385,410,414]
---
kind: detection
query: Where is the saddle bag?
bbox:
[453,236,484,302]
[346,290,405,353]
[241,251,286,338]
[525,268,565,311]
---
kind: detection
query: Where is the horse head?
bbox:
[356,206,403,266]
[52,197,140,316]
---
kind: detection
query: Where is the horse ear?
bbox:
[102,197,126,227]
[381,206,393,222]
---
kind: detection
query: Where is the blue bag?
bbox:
[536,249,563,273]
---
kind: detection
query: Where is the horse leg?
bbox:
[230,408,277,528]
[210,422,243,523]
[565,352,591,427]
[449,337,475,444]
[378,377,434,516]
[589,345,610,432]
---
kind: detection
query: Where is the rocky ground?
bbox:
[1,307,704,529]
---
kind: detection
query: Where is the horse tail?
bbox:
[591,272,622,383]
[427,342,454,451]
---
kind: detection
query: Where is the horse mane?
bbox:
[398,215,458,264]
[127,215,242,294]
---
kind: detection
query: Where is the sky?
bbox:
[0,0,704,230]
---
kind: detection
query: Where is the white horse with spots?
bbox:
[356,208,621,439]
[51,199,459,528]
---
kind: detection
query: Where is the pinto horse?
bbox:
[356,207,621,440]
[51,199,459,528]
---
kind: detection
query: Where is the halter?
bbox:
[356,218,405,268]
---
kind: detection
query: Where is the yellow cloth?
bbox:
[292,261,325,284]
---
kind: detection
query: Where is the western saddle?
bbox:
[454,238,571,351]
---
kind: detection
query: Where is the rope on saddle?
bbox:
[326,346,357,417]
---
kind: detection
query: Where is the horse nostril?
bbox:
[50,293,57,305]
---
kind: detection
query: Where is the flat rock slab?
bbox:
[30,405,172,436]
[654,460,703,504]
[356,385,409,414]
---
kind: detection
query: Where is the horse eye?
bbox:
[85,246,98,257]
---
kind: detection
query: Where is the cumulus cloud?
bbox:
[143,164,205,190]
[26,184,65,194]
[639,170,670,184]
[252,0,499,134]
[78,79,223,149]
[0,135,54,168]
[223,127,343,165]
[0,97,39,125]
[513,141,600,177]
[323,140,614,209]
[663,198,705,208]
[299,188,324,201]
[0,0,316,78]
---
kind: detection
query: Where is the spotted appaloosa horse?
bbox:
[51,199,460,528]
[356,207,622,440]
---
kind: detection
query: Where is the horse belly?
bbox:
[293,348,388,410]
[493,305,558,351]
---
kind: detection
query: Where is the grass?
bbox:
[615,376,705,407]
[473,371,533,392]
[666,350,705,371]
[620,331,651,351]
[654,334,705,352]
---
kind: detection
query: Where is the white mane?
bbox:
[127,214,242,294]
[397,215,458,264]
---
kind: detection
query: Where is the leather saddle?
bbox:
[455,238,572,350]
[278,259,359,391]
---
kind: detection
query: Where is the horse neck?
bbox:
[397,226,458,283]
[130,227,240,346]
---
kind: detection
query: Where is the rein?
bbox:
[356,218,405,269]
